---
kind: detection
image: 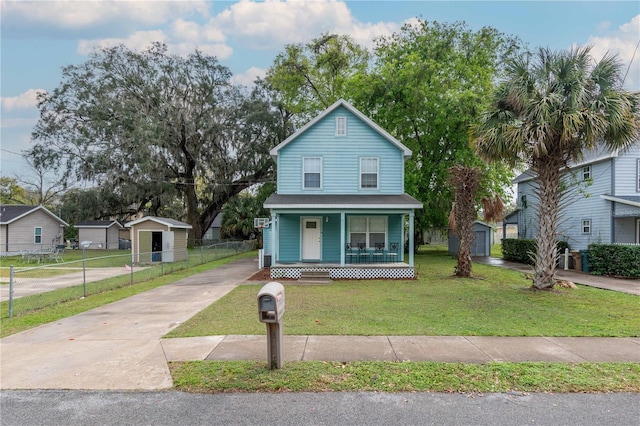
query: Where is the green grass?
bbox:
[170,361,640,393]
[167,248,640,338]
[0,252,256,338]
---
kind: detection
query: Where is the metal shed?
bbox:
[448,221,493,257]
[125,216,192,263]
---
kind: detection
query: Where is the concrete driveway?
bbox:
[0,258,258,390]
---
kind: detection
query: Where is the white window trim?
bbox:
[360,157,379,190]
[335,116,347,136]
[302,157,322,190]
[581,219,591,235]
[582,165,591,181]
[34,226,42,244]
[348,216,388,249]
[636,159,640,192]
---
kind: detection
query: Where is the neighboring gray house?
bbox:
[511,142,640,250]
[0,204,68,254]
[75,220,124,250]
[203,213,223,242]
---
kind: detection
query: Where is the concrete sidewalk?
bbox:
[162,335,640,363]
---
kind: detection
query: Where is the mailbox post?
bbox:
[257,282,285,369]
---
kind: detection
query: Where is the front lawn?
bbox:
[167,247,640,338]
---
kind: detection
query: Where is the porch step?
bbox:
[298,270,332,284]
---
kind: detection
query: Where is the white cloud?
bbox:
[0,89,45,111]
[212,0,400,50]
[586,15,640,90]
[232,67,267,86]
[78,30,168,54]
[1,0,209,30]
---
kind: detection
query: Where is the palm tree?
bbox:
[473,46,640,290]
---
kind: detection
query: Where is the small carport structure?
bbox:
[448,221,493,257]
[125,216,191,263]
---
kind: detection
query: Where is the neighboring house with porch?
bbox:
[262,99,422,279]
[509,142,640,250]
[75,220,123,250]
[0,204,67,254]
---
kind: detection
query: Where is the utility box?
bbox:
[257,282,285,369]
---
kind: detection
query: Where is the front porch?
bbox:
[269,262,416,280]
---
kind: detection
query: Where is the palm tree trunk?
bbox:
[532,160,563,289]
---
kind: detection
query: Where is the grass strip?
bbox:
[0,251,255,338]
[170,361,640,393]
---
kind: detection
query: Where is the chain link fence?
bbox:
[2,240,255,318]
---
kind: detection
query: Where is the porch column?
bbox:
[271,212,277,265]
[340,212,345,266]
[409,211,415,267]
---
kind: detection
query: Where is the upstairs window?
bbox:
[303,157,322,189]
[582,219,591,234]
[360,157,379,189]
[34,227,42,244]
[335,116,347,136]
[582,165,591,181]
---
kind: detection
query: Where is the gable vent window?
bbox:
[360,157,379,189]
[303,157,322,189]
[582,165,591,181]
[335,116,347,136]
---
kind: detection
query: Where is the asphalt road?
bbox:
[2,390,639,426]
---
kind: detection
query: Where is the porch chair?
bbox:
[357,242,370,263]
[372,243,385,264]
[345,243,359,264]
[387,242,399,263]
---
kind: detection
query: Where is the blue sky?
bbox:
[1,0,639,179]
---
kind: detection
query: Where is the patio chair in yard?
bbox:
[49,247,64,263]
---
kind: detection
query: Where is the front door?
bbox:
[302,218,321,261]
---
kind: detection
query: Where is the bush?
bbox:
[502,239,570,265]
[588,244,640,278]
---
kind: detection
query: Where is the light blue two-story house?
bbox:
[508,142,640,250]
[262,99,422,279]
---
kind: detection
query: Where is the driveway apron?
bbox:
[0,258,258,390]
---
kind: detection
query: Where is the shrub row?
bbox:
[588,244,640,278]
[502,239,570,265]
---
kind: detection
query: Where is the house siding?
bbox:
[2,210,64,252]
[559,160,613,248]
[613,143,640,195]
[614,217,637,244]
[278,215,302,262]
[277,106,404,195]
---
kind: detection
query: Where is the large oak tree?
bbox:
[30,43,286,244]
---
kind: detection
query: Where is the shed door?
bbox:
[302,218,321,261]
[473,231,486,257]
[139,231,152,263]
[163,231,174,262]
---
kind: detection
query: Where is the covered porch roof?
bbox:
[264,193,423,210]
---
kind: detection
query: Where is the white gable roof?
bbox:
[269,99,412,159]
[124,216,192,229]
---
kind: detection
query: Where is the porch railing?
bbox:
[345,243,400,264]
